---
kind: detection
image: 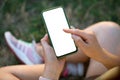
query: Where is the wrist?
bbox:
[97,48,112,69]
[39,76,52,80]
[42,66,60,80]
[96,48,106,62]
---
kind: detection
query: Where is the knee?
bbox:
[0,67,9,79]
[0,66,10,72]
[96,21,120,29]
[0,67,20,80]
[85,21,120,35]
[95,21,120,34]
[0,67,16,80]
[0,66,14,75]
[86,21,119,30]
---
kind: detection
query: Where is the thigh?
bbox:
[85,21,120,55]
[84,21,120,77]
[96,66,120,80]
[0,64,44,80]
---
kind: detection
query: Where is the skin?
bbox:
[41,34,66,80]
[0,35,65,80]
[63,29,120,69]
[95,66,120,80]
[0,21,120,80]
[40,25,120,79]
[40,22,120,79]
[84,22,120,77]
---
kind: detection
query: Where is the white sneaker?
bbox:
[62,63,84,77]
[4,31,43,65]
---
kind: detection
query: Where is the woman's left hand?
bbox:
[41,34,66,80]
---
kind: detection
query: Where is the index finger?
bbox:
[63,29,88,40]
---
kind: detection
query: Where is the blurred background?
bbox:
[0,0,120,78]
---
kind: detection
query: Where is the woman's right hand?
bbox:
[64,29,104,61]
[64,29,120,69]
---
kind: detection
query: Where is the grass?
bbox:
[0,0,120,79]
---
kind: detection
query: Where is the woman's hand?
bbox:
[41,34,66,80]
[64,29,104,61]
[64,29,120,69]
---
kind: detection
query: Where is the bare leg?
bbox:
[1,21,119,80]
[36,39,89,63]
[84,21,120,77]
[96,66,120,80]
[0,71,20,80]
[1,28,89,80]
[0,64,44,80]
[35,21,120,78]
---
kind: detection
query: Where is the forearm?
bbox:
[98,48,120,69]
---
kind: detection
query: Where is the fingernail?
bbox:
[63,28,69,30]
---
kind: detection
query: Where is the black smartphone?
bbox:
[42,7,77,57]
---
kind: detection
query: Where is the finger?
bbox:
[41,35,57,61]
[41,34,49,42]
[63,29,80,35]
[63,29,88,40]
[72,34,86,48]
[41,34,51,48]
[41,35,50,56]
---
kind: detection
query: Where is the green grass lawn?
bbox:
[0,0,120,79]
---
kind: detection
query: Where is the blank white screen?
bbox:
[43,7,76,57]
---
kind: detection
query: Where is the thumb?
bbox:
[41,35,57,62]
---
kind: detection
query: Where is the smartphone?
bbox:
[42,7,77,57]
